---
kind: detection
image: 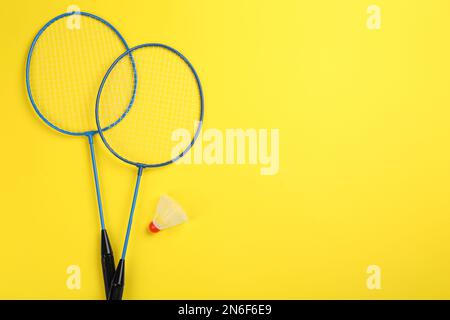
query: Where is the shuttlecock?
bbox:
[149,195,188,233]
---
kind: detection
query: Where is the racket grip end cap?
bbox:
[101,230,115,297]
[108,259,125,300]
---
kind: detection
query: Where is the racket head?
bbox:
[96,43,204,168]
[26,11,135,136]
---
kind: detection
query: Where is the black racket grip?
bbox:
[108,259,125,300]
[101,230,115,298]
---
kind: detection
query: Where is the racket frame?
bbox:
[95,43,203,299]
[26,11,133,136]
[25,11,135,298]
[95,43,204,169]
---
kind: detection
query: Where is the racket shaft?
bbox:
[108,167,143,300]
[88,136,115,297]
[88,135,106,228]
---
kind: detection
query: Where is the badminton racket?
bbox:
[95,43,203,300]
[25,11,135,297]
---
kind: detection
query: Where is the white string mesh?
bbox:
[97,46,202,165]
[28,14,129,133]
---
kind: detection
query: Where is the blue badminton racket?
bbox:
[26,11,135,297]
[96,43,204,299]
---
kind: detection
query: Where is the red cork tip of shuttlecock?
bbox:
[149,221,160,233]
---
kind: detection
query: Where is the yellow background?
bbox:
[1,0,450,299]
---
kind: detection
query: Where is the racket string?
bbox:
[98,46,201,165]
[29,15,129,134]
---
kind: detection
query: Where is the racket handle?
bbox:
[108,259,125,300]
[101,230,115,298]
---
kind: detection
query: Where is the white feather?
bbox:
[152,195,188,230]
